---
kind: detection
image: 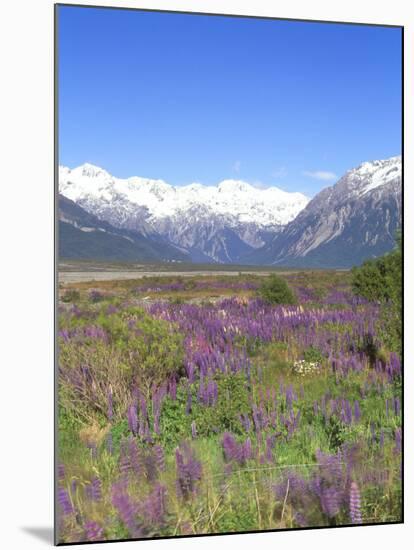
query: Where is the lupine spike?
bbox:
[349,481,362,524]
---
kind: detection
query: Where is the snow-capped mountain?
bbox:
[59,156,402,267]
[59,164,309,263]
[248,156,402,268]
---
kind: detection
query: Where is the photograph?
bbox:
[55,4,403,544]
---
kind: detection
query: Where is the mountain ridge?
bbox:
[59,164,309,262]
[59,156,402,267]
[247,156,402,267]
[58,194,190,263]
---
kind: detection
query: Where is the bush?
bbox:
[61,289,80,303]
[159,373,250,447]
[351,234,402,354]
[303,345,324,364]
[98,306,185,398]
[58,306,185,422]
[351,258,392,302]
[351,234,401,304]
[257,274,297,305]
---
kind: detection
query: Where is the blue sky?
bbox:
[58,6,402,197]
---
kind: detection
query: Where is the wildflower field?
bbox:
[57,270,402,543]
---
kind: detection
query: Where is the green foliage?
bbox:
[184,279,197,290]
[351,234,401,303]
[303,345,324,364]
[257,274,297,305]
[194,373,250,436]
[59,306,185,423]
[351,257,393,302]
[159,373,250,447]
[110,419,130,453]
[313,287,327,300]
[97,306,185,396]
[61,289,80,303]
[324,415,347,450]
[169,296,185,305]
[351,234,402,354]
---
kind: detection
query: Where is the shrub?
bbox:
[257,275,297,305]
[351,258,392,303]
[58,306,185,422]
[61,289,80,303]
[303,345,324,364]
[159,373,250,447]
[98,307,185,399]
[351,234,402,354]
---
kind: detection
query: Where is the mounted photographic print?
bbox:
[55,4,403,545]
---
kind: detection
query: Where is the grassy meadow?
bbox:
[56,270,402,543]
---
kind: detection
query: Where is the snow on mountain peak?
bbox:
[217,179,253,193]
[350,156,401,196]
[59,165,309,227]
[74,163,110,179]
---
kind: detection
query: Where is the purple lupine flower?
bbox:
[57,487,73,516]
[154,444,165,472]
[141,483,167,525]
[57,463,65,482]
[89,289,104,303]
[142,448,158,482]
[86,476,102,502]
[394,428,402,454]
[285,385,294,410]
[107,304,119,315]
[394,397,401,416]
[207,379,218,405]
[385,398,390,418]
[119,441,131,477]
[239,413,251,432]
[344,400,353,425]
[153,413,160,435]
[169,377,177,400]
[111,482,141,536]
[349,481,362,524]
[265,435,276,463]
[294,512,308,527]
[252,406,263,432]
[222,432,241,462]
[127,403,138,435]
[58,329,70,342]
[129,438,142,476]
[139,395,148,420]
[353,400,361,422]
[320,486,340,518]
[242,438,253,462]
[84,520,104,541]
[175,443,202,499]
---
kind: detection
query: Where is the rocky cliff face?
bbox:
[248,156,402,267]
